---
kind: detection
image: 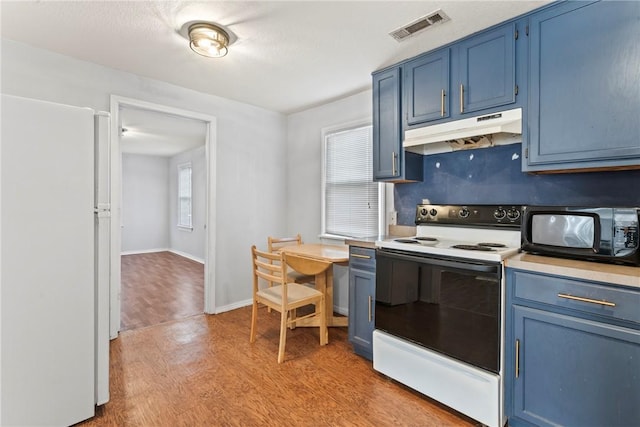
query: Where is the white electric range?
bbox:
[373,204,523,427]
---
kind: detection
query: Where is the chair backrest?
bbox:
[267,234,303,253]
[252,245,288,305]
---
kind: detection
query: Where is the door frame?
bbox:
[109,95,217,338]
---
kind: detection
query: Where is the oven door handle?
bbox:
[378,250,500,273]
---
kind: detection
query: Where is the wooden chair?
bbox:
[267,234,315,285]
[250,245,328,363]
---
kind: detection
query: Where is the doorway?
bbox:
[110,96,217,337]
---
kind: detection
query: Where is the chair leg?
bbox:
[250,299,258,343]
[289,308,297,329]
[278,310,288,363]
[319,296,328,346]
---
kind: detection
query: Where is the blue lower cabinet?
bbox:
[348,246,376,360]
[505,268,640,427]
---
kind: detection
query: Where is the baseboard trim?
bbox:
[168,249,205,264]
[120,248,205,265]
[213,299,348,317]
[215,299,252,314]
[334,305,348,316]
[121,248,169,256]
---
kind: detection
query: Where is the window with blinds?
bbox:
[323,124,382,238]
[178,163,192,229]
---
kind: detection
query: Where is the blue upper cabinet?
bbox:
[404,48,450,126]
[373,68,401,180]
[402,22,518,130]
[373,67,423,182]
[457,22,516,115]
[525,0,640,172]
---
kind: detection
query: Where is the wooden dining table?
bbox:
[280,243,349,329]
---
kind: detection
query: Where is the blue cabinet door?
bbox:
[372,67,423,182]
[404,48,450,126]
[510,305,640,427]
[526,0,640,171]
[457,22,516,114]
[348,267,375,360]
[373,68,402,180]
[348,247,376,360]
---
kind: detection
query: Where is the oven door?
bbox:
[375,248,502,373]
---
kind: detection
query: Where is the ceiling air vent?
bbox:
[389,9,451,42]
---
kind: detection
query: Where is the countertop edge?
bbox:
[505,252,640,289]
[345,226,417,249]
[344,238,379,249]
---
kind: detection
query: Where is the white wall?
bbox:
[121,154,170,253]
[121,147,206,261]
[169,146,206,262]
[0,37,386,318]
[1,38,287,310]
[285,90,374,314]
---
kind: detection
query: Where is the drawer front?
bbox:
[349,247,376,270]
[511,270,640,325]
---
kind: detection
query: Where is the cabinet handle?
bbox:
[515,339,520,379]
[391,151,397,176]
[351,254,371,259]
[368,295,372,322]
[441,89,446,117]
[557,293,616,307]
[459,84,464,113]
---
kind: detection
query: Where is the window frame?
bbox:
[320,119,385,239]
[177,162,193,231]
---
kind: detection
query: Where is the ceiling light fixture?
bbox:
[188,23,229,58]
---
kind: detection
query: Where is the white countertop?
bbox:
[505,252,640,289]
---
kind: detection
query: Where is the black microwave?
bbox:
[521,206,640,266]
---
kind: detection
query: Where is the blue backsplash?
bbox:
[395,144,640,225]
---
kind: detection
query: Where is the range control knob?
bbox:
[459,207,470,218]
[420,208,428,216]
[507,208,521,221]
[429,209,438,217]
[494,208,507,220]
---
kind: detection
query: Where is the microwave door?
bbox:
[531,213,600,251]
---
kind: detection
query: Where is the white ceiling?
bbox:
[1,1,551,157]
[119,107,207,157]
[0,0,551,115]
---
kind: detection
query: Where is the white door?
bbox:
[1,95,96,425]
[94,112,111,405]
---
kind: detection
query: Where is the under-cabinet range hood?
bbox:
[404,107,522,155]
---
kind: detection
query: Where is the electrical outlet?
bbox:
[389,211,397,226]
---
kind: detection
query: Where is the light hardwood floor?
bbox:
[120,251,204,331]
[79,306,476,426]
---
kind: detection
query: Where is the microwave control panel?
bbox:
[613,208,639,252]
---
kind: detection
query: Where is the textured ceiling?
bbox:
[0,0,551,115]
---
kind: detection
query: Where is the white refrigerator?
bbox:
[1,94,110,426]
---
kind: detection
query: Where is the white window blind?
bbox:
[178,163,192,229]
[324,125,379,238]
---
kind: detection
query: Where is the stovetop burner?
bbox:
[395,238,419,244]
[451,244,495,251]
[478,242,507,248]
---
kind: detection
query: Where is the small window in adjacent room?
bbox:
[322,121,383,239]
[177,162,193,230]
